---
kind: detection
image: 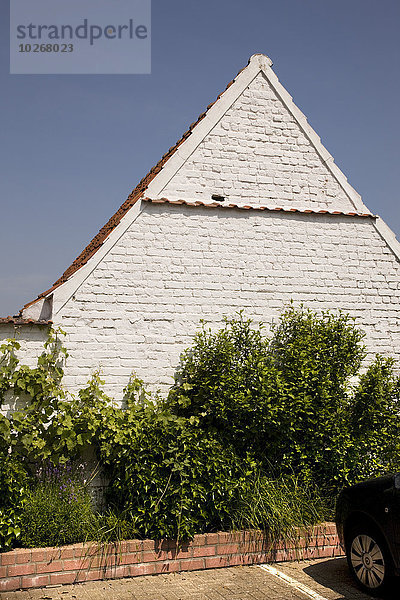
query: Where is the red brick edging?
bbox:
[0,522,344,592]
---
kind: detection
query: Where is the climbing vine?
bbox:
[0,327,116,549]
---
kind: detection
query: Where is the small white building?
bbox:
[2,54,400,401]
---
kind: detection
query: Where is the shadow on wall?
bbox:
[0,324,50,345]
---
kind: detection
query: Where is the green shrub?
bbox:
[1,309,399,548]
[99,380,252,541]
[0,328,70,465]
[0,455,28,551]
[97,375,331,542]
[168,307,399,493]
[349,355,400,479]
[167,315,273,459]
[265,307,366,489]
[19,462,98,548]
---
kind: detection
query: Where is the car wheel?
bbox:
[346,527,391,595]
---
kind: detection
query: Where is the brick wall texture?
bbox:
[159,72,355,211]
[0,523,343,592]
[51,203,400,399]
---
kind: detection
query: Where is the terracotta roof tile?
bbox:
[0,317,52,326]
[143,198,376,219]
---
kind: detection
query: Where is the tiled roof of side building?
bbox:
[0,317,52,325]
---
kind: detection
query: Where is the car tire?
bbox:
[346,526,392,595]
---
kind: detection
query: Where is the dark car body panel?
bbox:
[335,474,400,575]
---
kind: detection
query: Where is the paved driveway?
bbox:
[0,558,397,600]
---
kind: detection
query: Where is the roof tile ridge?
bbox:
[143,197,376,218]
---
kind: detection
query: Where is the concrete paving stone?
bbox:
[274,557,394,599]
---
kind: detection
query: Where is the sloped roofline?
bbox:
[144,55,369,211]
[18,53,397,319]
[20,57,253,313]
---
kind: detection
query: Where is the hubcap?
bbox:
[350,534,385,589]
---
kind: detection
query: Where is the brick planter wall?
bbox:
[0,523,344,592]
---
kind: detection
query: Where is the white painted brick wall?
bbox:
[8,202,393,402]
[159,73,355,212]
[0,325,48,369]
[0,325,49,415]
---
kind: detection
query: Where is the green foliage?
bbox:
[19,462,98,548]
[265,307,366,489]
[99,377,250,541]
[37,371,115,463]
[350,355,400,479]
[0,339,20,399]
[0,455,28,551]
[269,307,365,386]
[231,472,331,541]
[0,307,399,549]
[0,328,115,465]
[0,327,69,463]
[98,372,332,542]
[168,307,399,492]
[168,315,272,458]
[0,329,108,550]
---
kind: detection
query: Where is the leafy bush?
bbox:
[98,374,332,542]
[0,328,69,465]
[168,307,399,493]
[95,509,139,543]
[265,307,366,489]
[168,315,270,459]
[349,355,400,479]
[19,462,98,548]
[0,329,113,465]
[0,455,28,551]
[99,378,252,541]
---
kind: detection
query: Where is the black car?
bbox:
[335,473,400,595]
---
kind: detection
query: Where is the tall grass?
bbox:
[230,472,331,544]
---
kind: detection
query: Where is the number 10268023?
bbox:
[18,43,74,53]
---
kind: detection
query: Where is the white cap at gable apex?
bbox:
[249,53,273,68]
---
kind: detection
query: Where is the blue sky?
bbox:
[1,0,399,316]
